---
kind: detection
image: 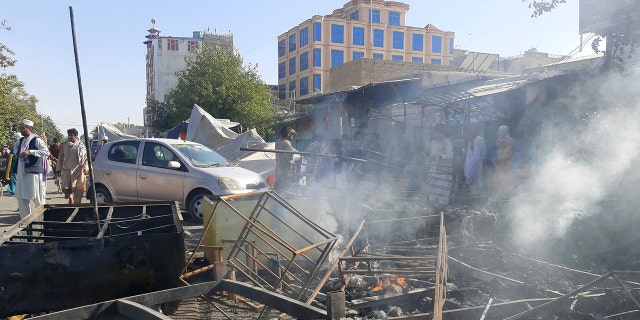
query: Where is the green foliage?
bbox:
[168,46,277,136]
[145,98,175,132]
[522,0,567,18]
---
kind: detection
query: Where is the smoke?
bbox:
[506,69,640,252]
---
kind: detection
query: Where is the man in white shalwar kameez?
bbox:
[13,119,50,219]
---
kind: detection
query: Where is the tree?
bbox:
[168,46,277,136]
[145,98,175,132]
[522,0,566,18]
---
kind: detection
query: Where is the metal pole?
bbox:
[69,6,100,226]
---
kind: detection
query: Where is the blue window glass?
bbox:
[300,52,309,71]
[313,48,321,67]
[431,58,441,65]
[368,9,380,23]
[300,77,309,96]
[313,74,321,92]
[432,35,442,53]
[449,38,454,54]
[352,51,364,60]
[289,57,296,75]
[392,55,403,62]
[300,27,309,47]
[349,10,359,21]
[449,60,454,66]
[331,49,344,67]
[389,12,400,26]
[289,34,296,52]
[313,22,322,41]
[353,27,364,46]
[373,29,384,47]
[278,62,285,79]
[392,31,404,49]
[289,81,296,97]
[278,84,286,100]
[412,57,423,63]
[373,53,383,60]
[412,34,423,51]
[278,39,285,57]
[331,24,344,43]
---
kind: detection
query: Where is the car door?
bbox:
[100,140,140,201]
[136,141,186,203]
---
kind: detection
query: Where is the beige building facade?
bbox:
[277,0,455,100]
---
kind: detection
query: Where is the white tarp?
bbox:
[216,129,268,163]
[187,104,238,149]
[96,122,138,141]
[236,142,276,179]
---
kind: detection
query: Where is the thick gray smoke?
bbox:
[506,69,640,251]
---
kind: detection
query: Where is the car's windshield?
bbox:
[172,143,229,167]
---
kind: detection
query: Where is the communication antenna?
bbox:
[151,18,156,28]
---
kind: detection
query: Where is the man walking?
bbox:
[274,126,297,189]
[14,119,50,219]
[57,128,89,204]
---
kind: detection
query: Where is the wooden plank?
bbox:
[96,207,114,239]
[65,208,80,222]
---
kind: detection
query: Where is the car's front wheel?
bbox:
[94,186,113,203]
[187,191,213,222]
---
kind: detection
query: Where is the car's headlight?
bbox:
[218,177,243,190]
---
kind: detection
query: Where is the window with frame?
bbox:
[449,60,454,66]
[188,40,199,52]
[289,34,296,52]
[278,62,286,79]
[431,58,441,65]
[108,141,140,164]
[373,29,384,47]
[432,35,442,53]
[168,39,178,51]
[331,49,344,67]
[353,27,364,46]
[278,39,286,57]
[313,22,322,41]
[412,57,423,63]
[300,27,309,47]
[349,10,359,20]
[392,55,403,62]
[373,53,383,60]
[331,24,344,43]
[389,12,400,25]
[368,9,380,23]
[157,38,162,49]
[392,31,404,49]
[352,51,364,60]
[142,143,180,169]
[300,77,309,96]
[313,48,321,67]
[412,34,424,51]
[449,38,455,54]
[300,52,309,71]
[278,84,286,100]
[313,74,321,92]
[289,80,296,96]
[289,57,296,75]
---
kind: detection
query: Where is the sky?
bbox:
[2,0,584,134]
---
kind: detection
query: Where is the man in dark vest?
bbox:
[14,119,50,219]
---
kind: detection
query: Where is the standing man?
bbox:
[274,126,297,189]
[57,128,89,204]
[14,119,50,219]
[464,125,487,201]
[48,137,61,167]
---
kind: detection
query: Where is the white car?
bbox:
[88,138,268,220]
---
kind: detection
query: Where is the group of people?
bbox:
[273,122,516,207]
[3,119,91,219]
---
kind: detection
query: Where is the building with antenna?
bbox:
[143,20,233,125]
[277,0,455,100]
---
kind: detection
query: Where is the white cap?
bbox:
[21,119,34,127]
[102,136,109,141]
[12,132,22,140]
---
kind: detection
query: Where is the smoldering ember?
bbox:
[2,2,640,320]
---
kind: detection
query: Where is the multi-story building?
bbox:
[277,0,455,100]
[143,21,233,125]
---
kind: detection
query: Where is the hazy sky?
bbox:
[3,0,583,133]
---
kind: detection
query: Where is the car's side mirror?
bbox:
[167,161,181,169]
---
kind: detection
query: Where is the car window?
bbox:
[172,143,229,167]
[107,141,140,164]
[142,142,181,169]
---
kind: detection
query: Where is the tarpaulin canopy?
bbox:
[96,123,138,141]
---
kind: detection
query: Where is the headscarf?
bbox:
[496,125,513,146]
